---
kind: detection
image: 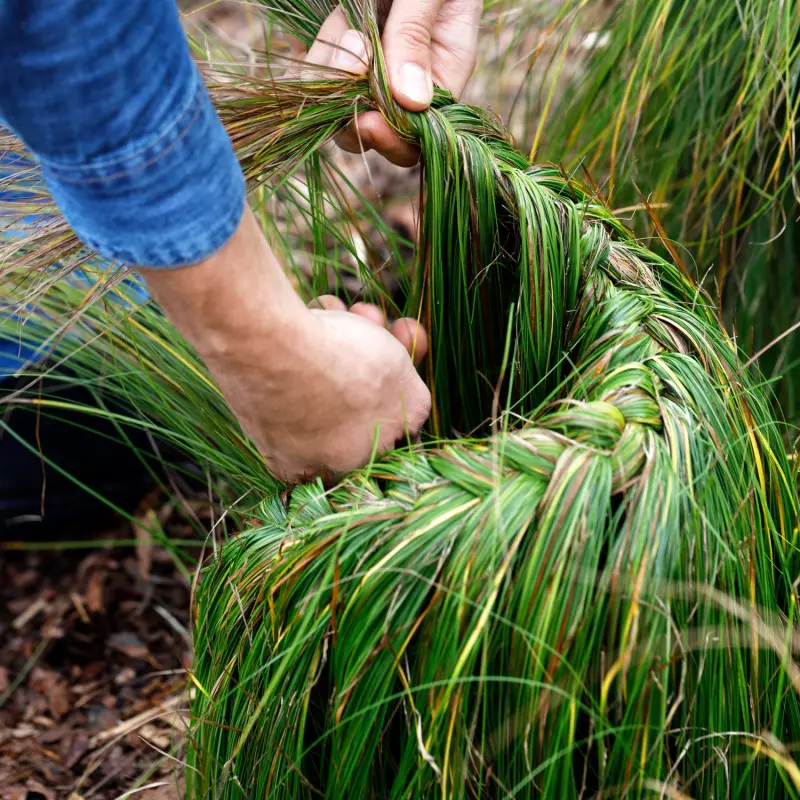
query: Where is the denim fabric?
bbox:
[0,151,153,375]
[0,325,41,376]
[0,0,246,267]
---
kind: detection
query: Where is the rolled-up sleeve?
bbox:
[0,0,246,267]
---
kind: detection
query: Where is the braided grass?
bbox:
[186,4,800,797]
[188,193,800,796]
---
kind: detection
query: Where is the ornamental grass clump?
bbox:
[1,1,800,797]
[532,0,800,415]
[184,3,800,797]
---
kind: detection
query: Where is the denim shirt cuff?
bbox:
[37,70,246,269]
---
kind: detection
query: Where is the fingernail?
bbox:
[397,62,433,107]
[334,30,368,73]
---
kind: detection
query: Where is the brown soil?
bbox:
[0,496,194,800]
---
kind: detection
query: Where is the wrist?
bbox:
[139,206,313,360]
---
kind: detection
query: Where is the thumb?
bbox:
[382,0,445,110]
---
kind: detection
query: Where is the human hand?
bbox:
[223,297,430,483]
[305,1,482,166]
[141,208,430,484]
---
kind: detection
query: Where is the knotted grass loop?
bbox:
[182,10,800,796]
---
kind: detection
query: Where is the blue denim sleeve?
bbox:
[0,0,246,268]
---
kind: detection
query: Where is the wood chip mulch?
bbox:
[0,511,194,800]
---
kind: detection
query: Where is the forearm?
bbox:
[140,207,308,361]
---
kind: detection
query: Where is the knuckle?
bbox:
[453,0,483,20]
[396,17,433,52]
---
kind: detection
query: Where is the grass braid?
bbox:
[188,44,800,795]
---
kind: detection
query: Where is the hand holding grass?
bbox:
[141,0,482,481]
[1,0,480,484]
[305,0,481,165]
[141,208,430,484]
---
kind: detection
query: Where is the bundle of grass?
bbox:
[1,1,800,796]
[529,0,800,416]
[183,3,799,797]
